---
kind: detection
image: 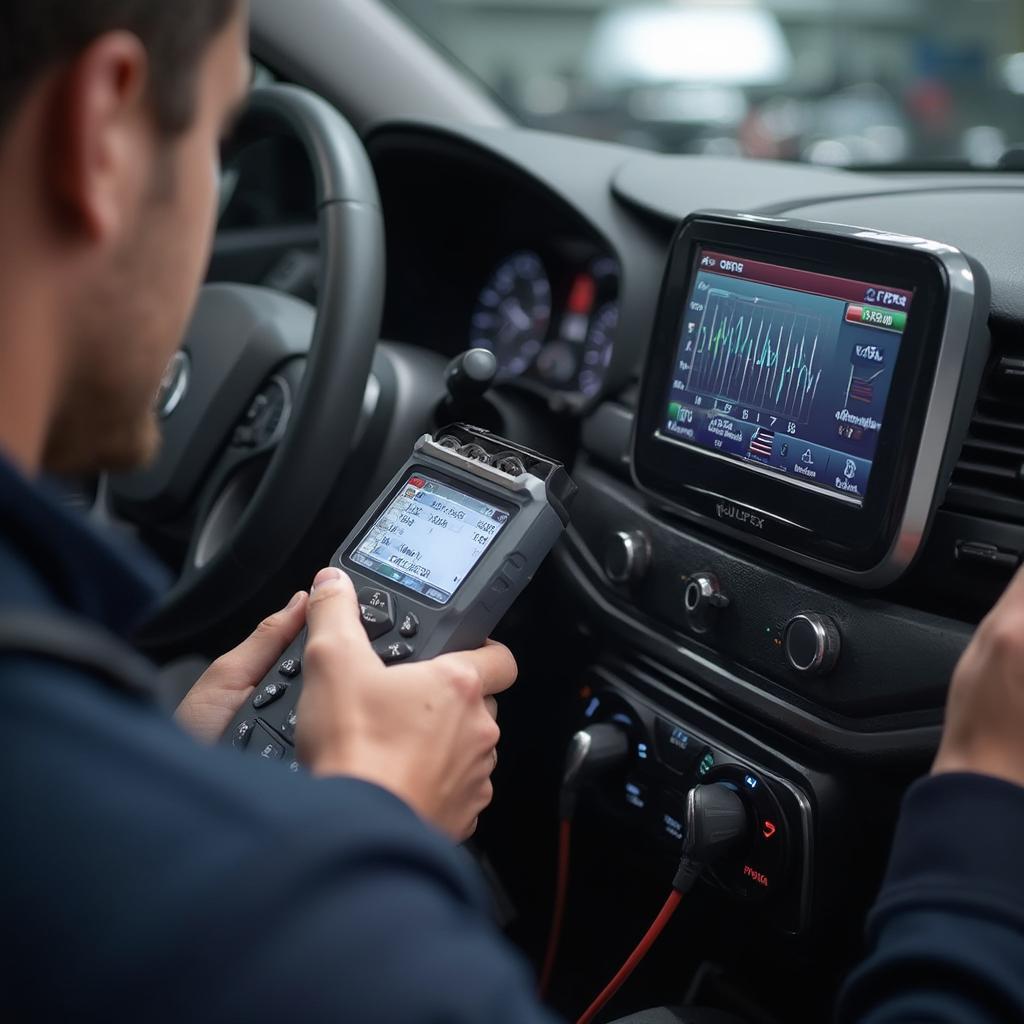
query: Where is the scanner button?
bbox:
[376,640,414,665]
[249,724,285,762]
[359,603,394,640]
[504,553,527,573]
[278,657,301,678]
[359,588,395,616]
[232,719,256,750]
[279,707,298,742]
[399,612,419,638]
[257,737,285,761]
[252,681,288,709]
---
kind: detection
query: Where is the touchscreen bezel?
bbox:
[345,466,518,606]
[633,215,962,579]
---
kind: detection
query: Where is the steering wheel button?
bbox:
[245,393,269,423]
[232,426,256,449]
[399,612,419,638]
[376,640,414,665]
[360,603,394,640]
[278,658,301,678]
[252,681,288,710]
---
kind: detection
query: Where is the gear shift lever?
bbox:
[439,348,500,429]
[445,348,498,403]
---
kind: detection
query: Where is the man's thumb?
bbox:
[304,567,378,673]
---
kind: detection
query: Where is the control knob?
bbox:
[604,530,651,585]
[682,572,729,633]
[784,613,841,676]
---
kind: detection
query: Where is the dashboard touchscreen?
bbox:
[349,473,512,605]
[660,248,915,505]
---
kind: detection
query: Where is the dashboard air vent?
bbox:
[946,332,1024,523]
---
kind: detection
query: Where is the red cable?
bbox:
[539,817,572,997]
[575,890,683,1024]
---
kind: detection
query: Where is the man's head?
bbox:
[0,1,251,474]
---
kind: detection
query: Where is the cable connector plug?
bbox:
[672,782,748,894]
[559,723,629,819]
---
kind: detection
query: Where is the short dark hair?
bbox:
[0,1,239,136]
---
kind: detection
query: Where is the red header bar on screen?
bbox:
[700,249,914,310]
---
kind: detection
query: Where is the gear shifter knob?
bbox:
[445,348,498,403]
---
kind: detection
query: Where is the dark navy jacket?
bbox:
[3,450,1024,1023]
[0,453,558,1023]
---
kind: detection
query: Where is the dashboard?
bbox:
[370,131,628,412]
[360,119,1024,964]
[215,116,1024,1013]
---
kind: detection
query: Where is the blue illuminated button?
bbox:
[661,810,684,842]
[658,791,689,844]
[655,718,699,774]
[624,779,648,812]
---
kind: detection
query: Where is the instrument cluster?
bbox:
[469,247,619,401]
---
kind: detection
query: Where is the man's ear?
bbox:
[47,31,152,241]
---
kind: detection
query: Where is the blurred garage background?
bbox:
[385,0,1024,168]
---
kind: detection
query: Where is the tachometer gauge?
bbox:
[470,251,552,380]
[579,302,618,397]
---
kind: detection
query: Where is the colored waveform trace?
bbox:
[686,289,824,424]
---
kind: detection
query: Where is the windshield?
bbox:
[385,0,1024,169]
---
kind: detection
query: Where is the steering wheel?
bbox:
[106,85,385,656]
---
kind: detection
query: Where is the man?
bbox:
[0,4,1022,1023]
[0,3,556,1021]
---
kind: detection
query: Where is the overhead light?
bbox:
[584,3,792,89]
[1001,52,1024,94]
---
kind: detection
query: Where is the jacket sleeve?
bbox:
[837,773,1024,1023]
[183,776,565,1024]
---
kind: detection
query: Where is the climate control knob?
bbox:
[604,530,651,585]
[784,613,841,676]
[682,572,729,633]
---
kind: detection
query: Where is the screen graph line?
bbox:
[686,288,824,423]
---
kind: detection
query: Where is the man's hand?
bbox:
[934,564,1024,787]
[296,566,516,841]
[176,591,309,744]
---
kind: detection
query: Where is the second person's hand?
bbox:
[296,566,517,840]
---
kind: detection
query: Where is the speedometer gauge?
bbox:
[579,302,618,397]
[470,252,552,380]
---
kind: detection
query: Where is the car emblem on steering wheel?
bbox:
[156,350,190,419]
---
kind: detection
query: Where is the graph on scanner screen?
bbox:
[685,288,824,424]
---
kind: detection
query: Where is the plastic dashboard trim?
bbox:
[555,526,943,762]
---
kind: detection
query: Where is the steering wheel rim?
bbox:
[113,84,385,653]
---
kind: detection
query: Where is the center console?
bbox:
[558,212,994,936]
